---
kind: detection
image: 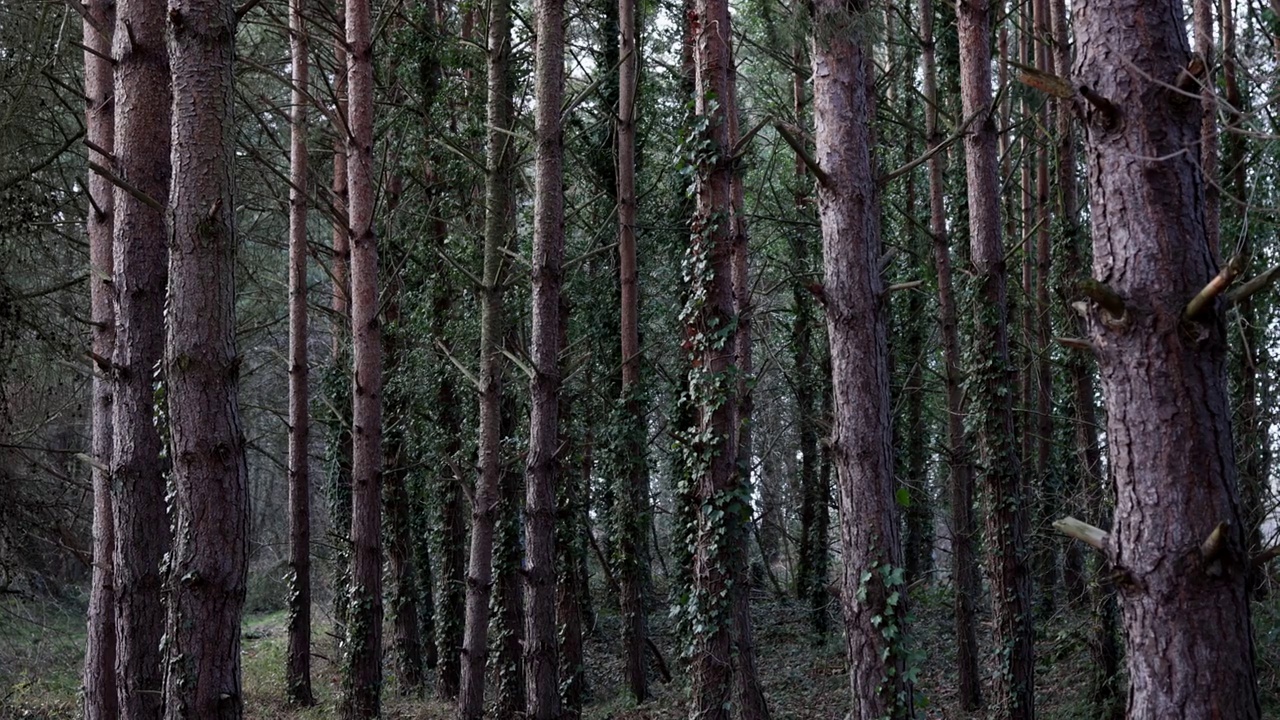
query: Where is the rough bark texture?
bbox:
[83,3,118,715]
[341,0,383,713]
[1073,0,1261,715]
[810,5,910,717]
[457,0,514,710]
[687,0,741,711]
[956,0,1036,710]
[111,0,171,713]
[524,0,565,711]
[616,0,650,701]
[556,372,586,719]
[161,1,249,716]
[285,0,314,704]
[921,0,980,703]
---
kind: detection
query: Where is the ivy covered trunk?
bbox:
[1073,0,1261,714]
[161,0,248,716]
[285,0,314,704]
[686,0,743,710]
[810,1,910,717]
[111,0,171,713]
[956,0,1036,708]
[82,1,117,714]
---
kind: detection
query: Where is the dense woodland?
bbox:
[1,0,1280,716]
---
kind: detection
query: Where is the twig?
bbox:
[773,121,830,187]
[1184,253,1245,320]
[88,160,163,212]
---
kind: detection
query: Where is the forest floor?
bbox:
[4,585,1280,719]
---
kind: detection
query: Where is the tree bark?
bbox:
[458,0,515,710]
[1073,0,1261,714]
[810,5,911,717]
[161,1,248,716]
[525,0,566,710]
[921,0,980,703]
[956,0,1036,710]
[111,0,171,713]
[616,0,650,702]
[83,2,118,715]
[340,0,383,713]
[687,0,743,711]
[285,0,314,704]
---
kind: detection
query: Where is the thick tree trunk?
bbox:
[341,0,383,713]
[1073,0,1261,715]
[922,0,980,699]
[687,0,743,711]
[386,428,424,693]
[496,391,526,718]
[161,1,248,717]
[285,0,314,704]
[83,3,118,715]
[810,5,910,718]
[616,0,650,701]
[956,0,1036,710]
[111,0,171,713]
[458,0,515,710]
[557,373,586,719]
[524,0,566,710]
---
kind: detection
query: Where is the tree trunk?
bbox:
[83,2,117,715]
[161,1,248,716]
[524,0,566,710]
[789,41,826,639]
[285,0,315,704]
[111,0,171,713]
[1073,0,1261,714]
[616,0,650,702]
[458,0,515,709]
[956,0,1036,709]
[557,370,587,719]
[496,391,526,718]
[729,120,768,720]
[922,0,980,701]
[687,0,743,711]
[341,0,383,712]
[810,5,911,717]
[385,426,424,693]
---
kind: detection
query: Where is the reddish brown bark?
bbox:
[341,0,383,713]
[956,0,1036,710]
[161,1,248,717]
[1073,0,1261,714]
[687,0,741,711]
[110,0,171,713]
[810,5,909,717]
[524,0,565,711]
[82,3,117,716]
[285,0,314,704]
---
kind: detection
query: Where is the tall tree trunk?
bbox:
[385,372,424,694]
[525,0,566,710]
[921,0,980,703]
[686,0,743,710]
[789,41,826,639]
[616,0,650,702]
[458,0,515,709]
[729,124,768,720]
[810,4,911,717]
[341,0,383,712]
[1194,0,1220,259]
[111,0,171,713]
[83,3,117,715]
[557,365,586,719]
[161,1,248,716]
[285,0,315,704]
[956,0,1036,710]
[432,231,466,701]
[1072,0,1261,715]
